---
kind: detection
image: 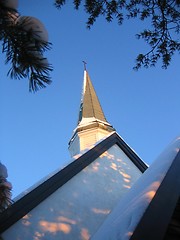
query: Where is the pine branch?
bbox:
[0,3,53,92]
[0,179,13,213]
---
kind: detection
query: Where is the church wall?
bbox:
[68,134,80,157]
[2,144,142,240]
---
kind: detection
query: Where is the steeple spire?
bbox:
[78,70,107,125]
[69,69,115,157]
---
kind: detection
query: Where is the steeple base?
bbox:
[69,126,114,158]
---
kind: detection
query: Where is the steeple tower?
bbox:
[68,70,115,157]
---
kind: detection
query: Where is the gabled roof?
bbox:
[0,132,147,234]
[78,70,108,124]
[130,147,180,240]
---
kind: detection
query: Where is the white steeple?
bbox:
[68,70,115,157]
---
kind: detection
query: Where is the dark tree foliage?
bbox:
[55,0,180,69]
[0,178,12,213]
[0,2,52,92]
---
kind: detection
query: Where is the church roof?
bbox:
[78,70,108,125]
[0,132,147,234]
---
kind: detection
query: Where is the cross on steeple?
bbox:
[82,61,87,70]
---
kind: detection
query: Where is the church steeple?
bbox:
[68,70,115,157]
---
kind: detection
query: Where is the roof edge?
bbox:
[130,150,180,240]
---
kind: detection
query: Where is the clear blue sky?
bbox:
[0,0,180,198]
